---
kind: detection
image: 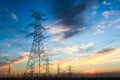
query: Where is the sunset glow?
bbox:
[0,0,120,78]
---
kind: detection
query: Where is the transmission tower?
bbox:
[57,64,60,76]
[8,64,11,78]
[68,65,72,77]
[69,65,71,74]
[24,9,47,78]
[45,58,50,76]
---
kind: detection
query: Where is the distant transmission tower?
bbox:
[45,58,50,76]
[24,9,48,78]
[68,65,72,77]
[57,64,60,76]
[8,64,11,78]
[69,66,71,74]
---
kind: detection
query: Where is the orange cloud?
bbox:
[0,56,28,68]
[50,48,120,74]
[80,69,96,74]
[1,48,120,75]
[0,52,53,73]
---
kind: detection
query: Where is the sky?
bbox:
[0,0,120,76]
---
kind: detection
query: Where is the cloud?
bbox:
[78,48,120,73]
[0,38,21,47]
[50,47,120,74]
[78,54,91,60]
[47,26,70,34]
[83,48,120,71]
[0,54,10,66]
[102,1,111,5]
[51,0,95,40]
[0,6,18,23]
[102,11,110,18]
[50,57,75,73]
[93,10,120,35]
[51,58,73,64]
[79,42,95,50]
[0,51,53,69]
[52,34,65,42]
[0,6,24,41]
[92,5,99,10]
[0,6,23,47]
[11,12,18,21]
[77,48,119,62]
[50,42,95,54]
[96,48,115,54]
[52,27,86,42]
[91,11,97,15]
[94,29,104,35]
[115,26,120,29]
[102,10,120,18]
[1,47,120,74]
[92,21,106,35]
[0,52,28,68]
[62,45,80,54]
[92,11,120,35]
[112,18,120,24]
[9,56,28,66]
[109,18,120,27]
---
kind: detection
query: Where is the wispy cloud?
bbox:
[96,48,115,54]
[52,34,65,42]
[52,27,86,42]
[0,52,28,68]
[93,29,104,35]
[51,58,73,64]
[1,47,120,74]
[92,10,120,35]
[50,47,120,74]
[115,26,120,29]
[50,42,95,54]
[79,42,95,50]
[11,12,18,21]
[102,1,111,5]
[102,11,111,18]
[0,38,20,47]
[78,48,115,60]
[91,11,97,15]
[102,10,120,18]
[0,51,53,69]
[0,54,10,66]
[93,24,105,35]
[47,26,70,34]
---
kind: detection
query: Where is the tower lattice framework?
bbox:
[24,9,47,78]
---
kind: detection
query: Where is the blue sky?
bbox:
[0,0,120,75]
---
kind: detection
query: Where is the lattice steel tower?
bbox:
[45,58,51,77]
[8,64,11,78]
[57,64,60,76]
[24,9,47,78]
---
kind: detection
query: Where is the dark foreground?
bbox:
[0,77,120,80]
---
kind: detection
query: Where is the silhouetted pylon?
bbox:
[24,9,48,78]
